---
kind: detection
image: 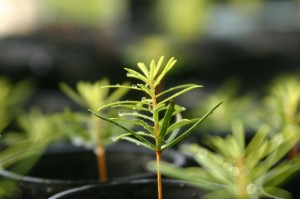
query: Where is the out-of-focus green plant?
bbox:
[44,0,129,27]
[228,0,263,13]
[155,0,212,41]
[261,75,300,159]
[191,79,261,134]
[156,121,300,199]
[263,75,300,131]
[0,77,33,134]
[92,56,222,199]
[58,78,130,182]
[0,108,60,198]
[1,108,60,166]
[124,35,175,67]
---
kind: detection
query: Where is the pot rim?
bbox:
[48,179,198,199]
[0,142,186,185]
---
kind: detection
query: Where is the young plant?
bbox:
[156,121,300,199]
[0,108,60,197]
[0,77,33,134]
[262,75,300,158]
[92,56,222,199]
[59,78,130,182]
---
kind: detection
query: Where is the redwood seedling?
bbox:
[92,56,221,199]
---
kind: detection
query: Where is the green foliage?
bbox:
[0,109,60,198]
[262,75,300,131]
[58,78,130,147]
[60,78,130,111]
[193,74,300,136]
[155,0,212,41]
[45,0,129,27]
[156,121,300,199]
[191,78,261,133]
[3,108,61,145]
[2,108,61,149]
[0,77,33,133]
[92,56,222,152]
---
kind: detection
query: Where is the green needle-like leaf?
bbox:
[114,134,155,150]
[97,100,145,111]
[137,62,149,78]
[231,120,245,153]
[159,85,202,105]
[157,101,175,150]
[91,110,155,149]
[137,84,153,97]
[154,56,164,77]
[125,68,149,84]
[110,118,153,134]
[155,57,176,87]
[59,82,87,108]
[162,101,223,151]
[157,84,203,98]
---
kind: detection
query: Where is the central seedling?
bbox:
[92,56,221,199]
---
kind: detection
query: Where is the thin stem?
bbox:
[94,117,107,182]
[95,145,107,182]
[150,79,163,199]
[156,151,163,199]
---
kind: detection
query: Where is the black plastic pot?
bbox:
[0,142,186,199]
[49,179,206,199]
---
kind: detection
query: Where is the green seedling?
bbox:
[92,56,222,199]
[262,75,300,159]
[0,108,59,198]
[157,121,300,199]
[59,78,130,182]
[0,77,33,134]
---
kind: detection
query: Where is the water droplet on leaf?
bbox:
[229,166,240,176]
[247,184,257,195]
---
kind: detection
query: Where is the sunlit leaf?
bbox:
[124,68,148,84]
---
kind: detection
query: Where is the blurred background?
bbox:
[1,0,300,112]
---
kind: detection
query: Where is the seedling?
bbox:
[0,77,33,134]
[262,75,300,159]
[59,78,130,181]
[92,56,222,199]
[157,121,300,199]
[0,108,59,197]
